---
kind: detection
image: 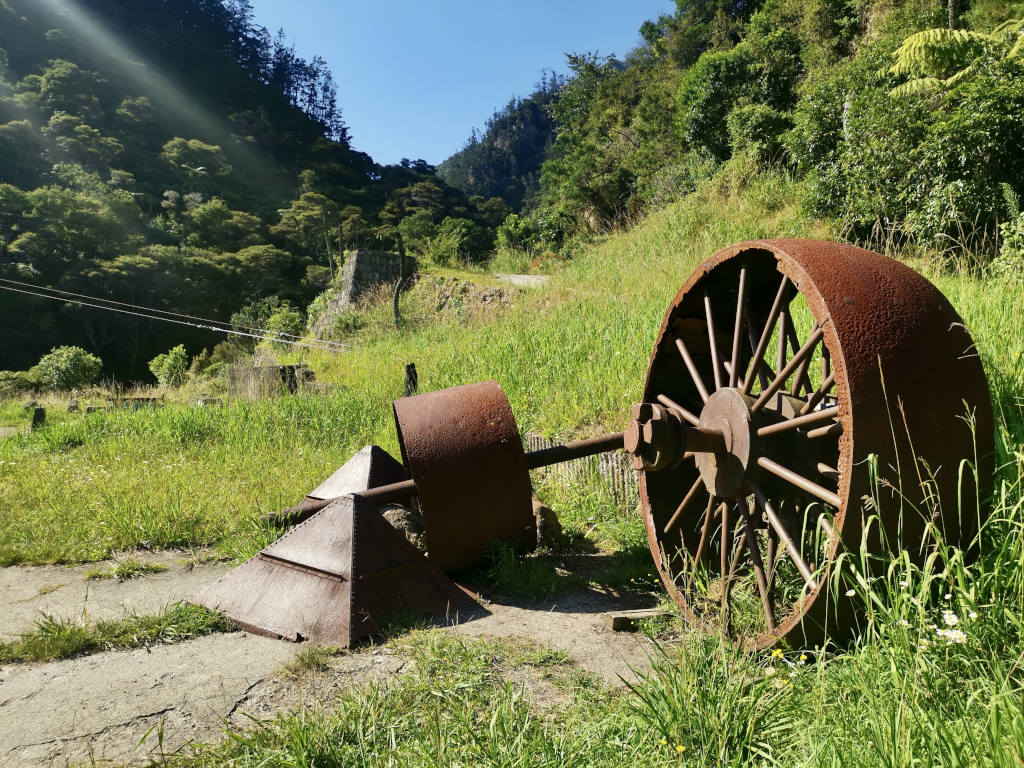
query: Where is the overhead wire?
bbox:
[0,282,346,353]
[0,276,356,350]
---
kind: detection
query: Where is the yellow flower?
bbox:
[660,739,667,746]
[676,745,686,752]
[771,648,784,659]
[799,654,808,662]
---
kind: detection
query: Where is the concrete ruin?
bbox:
[311,249,403,338]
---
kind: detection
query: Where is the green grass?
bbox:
[0,603,232,663]
[83,557,168,581]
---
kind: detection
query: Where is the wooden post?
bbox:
[404,363,418,397]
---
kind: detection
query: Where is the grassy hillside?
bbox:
[1,169,1022,564]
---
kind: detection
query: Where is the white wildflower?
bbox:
[942,610,959,626]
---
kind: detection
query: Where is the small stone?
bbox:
[67,399,78,413]
[532,494,565,548]
[381,504,426,550]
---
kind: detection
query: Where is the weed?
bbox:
[279,644,347,676]
[83,558,168,581]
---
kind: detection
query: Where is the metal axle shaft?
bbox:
[268,432,628,526]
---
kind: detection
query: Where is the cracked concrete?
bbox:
[0,556,657,766]
[1,552,230,642]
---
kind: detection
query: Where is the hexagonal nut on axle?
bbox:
[624,403,686,471]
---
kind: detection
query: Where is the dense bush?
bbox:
[676,30,802,159]
[726,104,793,165]
[33,345,102,390]
[789,31,1024,247]
[495,213,541,252]
[0,369,40,396]
[148,344,189,387]
[264,302,306,348]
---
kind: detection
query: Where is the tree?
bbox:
[183,197,262,250]
[160,137,232,179]
[271,190,340,267]
[33,345,103,390]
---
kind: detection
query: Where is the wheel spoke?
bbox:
[704,294,724,392]
[742,275,790,395]
[656,393,700,427]
[776,309,788,373]
[729,267,748,389]
[756,406,840,437]
[663,476,706,534]
[740,503,776,631]
[757,456,842,508]
[786,322,817,397]
[765,526,779,587]
[799,372,837,415]
[751,325,827,412]
[675,337,710,404]
[686,498,719,597]
[819,515,838,541]
[720,503,732,632]
[752,485,818,590]
[817,462,838,477]
[743,307,773,390]
[806,422,842,439]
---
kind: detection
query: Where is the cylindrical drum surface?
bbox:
[393,380,535,571]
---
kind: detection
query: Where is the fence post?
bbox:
[404,363,418,397]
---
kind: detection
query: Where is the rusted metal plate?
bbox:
[264,444,408,527]
[195,495,466,646]
[308,445,407,500]
[639,239,994,648]
[393,381,535,571]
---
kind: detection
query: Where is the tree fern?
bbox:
[888,20,1024,96]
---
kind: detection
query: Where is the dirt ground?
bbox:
[0,553,657,766]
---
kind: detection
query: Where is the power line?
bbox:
[0,276,355,350]
[0,282,345,353]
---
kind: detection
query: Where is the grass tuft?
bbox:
[0,603,233,663]
[83,558,169,581]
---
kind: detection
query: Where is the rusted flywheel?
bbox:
[634,239,993,649]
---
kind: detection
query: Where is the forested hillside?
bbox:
[3,0,1024,382]
[0,0,507,376]
[444,0,1024,262]
[436,74,560,211]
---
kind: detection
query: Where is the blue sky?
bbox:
[249,0,676,166]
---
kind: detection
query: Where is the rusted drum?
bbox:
[640,239,993,649]
[393,380,535,571]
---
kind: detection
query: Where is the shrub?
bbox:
[0,369,41,396]
[305,287,338,332]
[148,344,188,387]
[789,34,1024,249]
[495,213,540,252]
[33,345,102,390]
[264,302,305,348]
[991,187,1024,281]
[726,104,793,166]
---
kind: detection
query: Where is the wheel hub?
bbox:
[695,388,753,498]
